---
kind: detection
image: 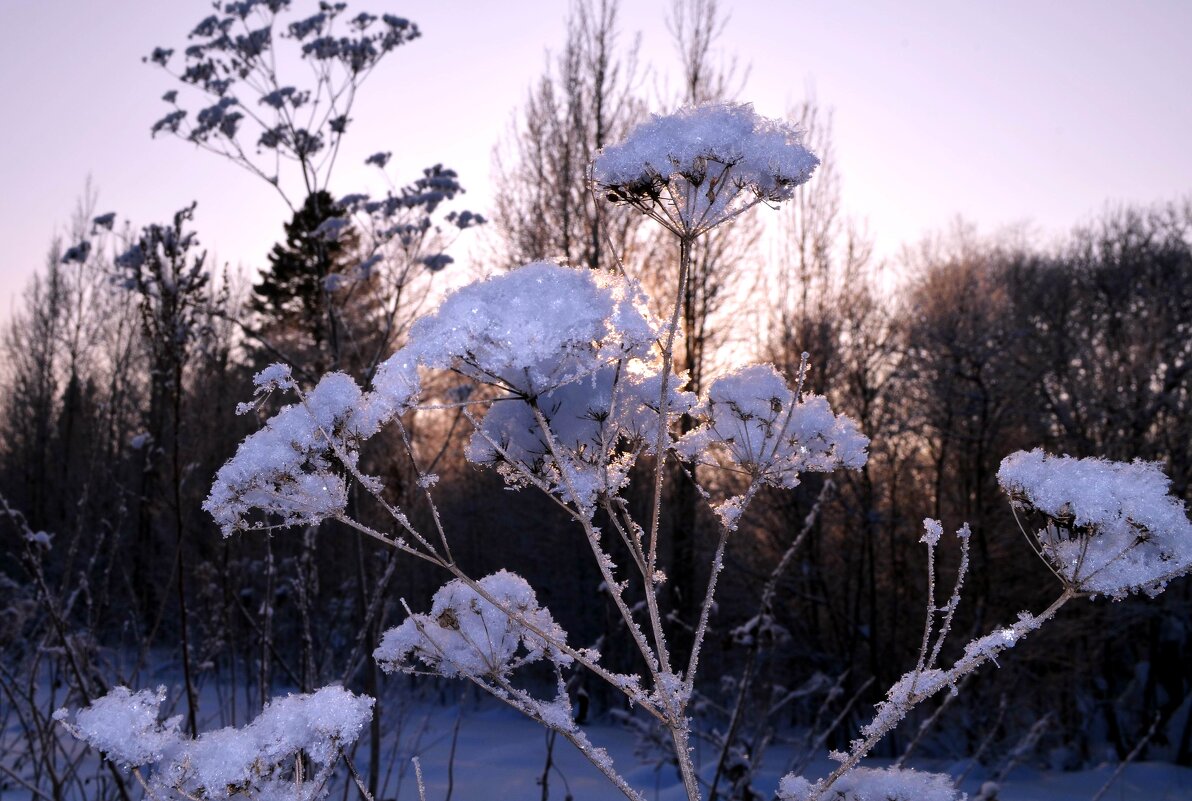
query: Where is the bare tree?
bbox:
[492,0,647,275]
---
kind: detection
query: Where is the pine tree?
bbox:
[250,191,356,371]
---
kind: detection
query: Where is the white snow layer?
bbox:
[593,102,818,231]
[205,371,395,535]
[998,449,1192,597]
[402,261,658,395]
[374,570,573,679]
[59,685,372,801]
[778,766,964,801]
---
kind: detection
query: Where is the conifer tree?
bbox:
[250,190,356,371]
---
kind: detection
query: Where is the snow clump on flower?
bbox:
[204,263,657,534]
[676,363,868,489]
[998,449,1192,598]
[56,686,180,767]
[402,261,658,396]
[375,570,574,679]
[58,686,372,801]
[204,371,396,535]
[593,102,818,234]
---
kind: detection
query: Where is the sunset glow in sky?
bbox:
[2,0,1190,313]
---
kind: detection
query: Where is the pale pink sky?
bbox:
[2,0,1190,315]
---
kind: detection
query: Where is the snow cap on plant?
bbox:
[204,370,397,535]
[54,686,180,768]
[58,685,372,801]
[401,261,659,396]
[998,449,1192,598]
[675,363,868,491]
[593,102,818,235]
[374,570,574,679]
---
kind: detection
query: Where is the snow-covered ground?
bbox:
[8,686,1192,800]
[380,702,1192,801]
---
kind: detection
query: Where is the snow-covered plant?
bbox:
[192,103,845,801]
[675,363,867,528]
[998,448,1192,598]
[59,99,1192,801]
[374,570,575,679]
[594,102,818,236]
[204,366,394,534]
[402,260,657,394]
[783,449,1192,801]
[56,685,373,801]
[464,364,692,512]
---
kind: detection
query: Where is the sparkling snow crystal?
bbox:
[998,449,1192,598]
[61,686,181,767]
[375,570,572,679]
[676,364,868,489]
[593,102,818,234]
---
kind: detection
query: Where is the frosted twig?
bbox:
[808,588,1077,801]
[926,525,971,672]
[529,402,662,679]
[412,757,426,801]
[644,230,691,684]
[342,747,378,801]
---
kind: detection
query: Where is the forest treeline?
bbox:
[2,0,1191,797]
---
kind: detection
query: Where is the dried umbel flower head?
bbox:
[374,570,573,679]
[464,362,693,514]
[403,261,659,396]
[675,363,868,491]
[593,102,818,236]
[998,449,1192,598]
